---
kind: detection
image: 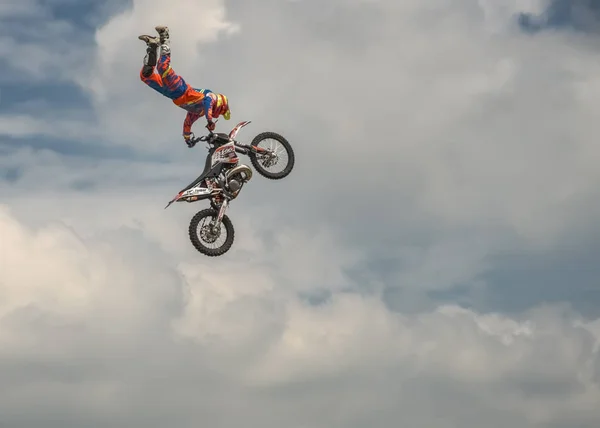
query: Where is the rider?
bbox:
[138,26,231,147]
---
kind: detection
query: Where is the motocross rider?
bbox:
[138,26,231,147]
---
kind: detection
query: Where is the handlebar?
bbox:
[187,119,228,148]
[191,133,214,143]
[187,132,222,149]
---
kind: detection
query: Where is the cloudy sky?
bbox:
[2,0,600,426]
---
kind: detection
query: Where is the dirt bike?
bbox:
[165,120,295,257]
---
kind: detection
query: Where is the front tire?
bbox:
[249,132,295,179]
[188,208,235,256]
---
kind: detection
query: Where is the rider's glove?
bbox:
[183,132,196,148]
[206,121,215,132]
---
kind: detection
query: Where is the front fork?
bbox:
[212,198,229,231]
[206,197,227,235]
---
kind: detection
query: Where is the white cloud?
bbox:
[2,0,599,301]
[80,0,239,148]
[1,205,599,427]
[3,0,600,425]
[16,0,598,257]
[4,0,600,290]
[0,114,98,140]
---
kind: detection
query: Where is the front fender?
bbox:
[228,120,252,139]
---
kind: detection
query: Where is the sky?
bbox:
[1,0,600,427]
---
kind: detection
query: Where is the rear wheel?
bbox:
[188,208,235,256]
[249,132,295,179]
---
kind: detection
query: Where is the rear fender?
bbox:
[180,186,213,200]
[165,185,215,209]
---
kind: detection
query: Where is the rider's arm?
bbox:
[183,111,201,137]
[203,96,214,124]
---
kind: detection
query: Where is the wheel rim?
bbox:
[255,138,290,174]
[197,216,229,250]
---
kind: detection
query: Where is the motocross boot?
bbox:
[155,25,170,55]
[138,35,160,77]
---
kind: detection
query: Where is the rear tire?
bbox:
[249,132,295,180]
[188,208,235,256]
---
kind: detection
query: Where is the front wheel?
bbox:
[188,208,235,256]
[249,132,295,180]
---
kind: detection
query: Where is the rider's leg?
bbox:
[138,36,171,96]
[138,27,188,101]
[139,36,159,77]
[153,26,189,99]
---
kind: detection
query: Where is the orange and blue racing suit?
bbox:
[139,52,228,139]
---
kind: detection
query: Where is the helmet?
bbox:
[216,94,230,120]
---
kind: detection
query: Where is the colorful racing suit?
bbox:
[140,53,220,137]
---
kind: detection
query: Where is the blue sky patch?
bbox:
[518,0,600,33]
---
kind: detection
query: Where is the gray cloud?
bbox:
[4,0,600,312]
[4,0,600,311]
[2,0,600,426]
[1,208,599,427]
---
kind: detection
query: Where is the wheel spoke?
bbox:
[256,138,288,174]
[249,132,295,180]
[188,209,235,256]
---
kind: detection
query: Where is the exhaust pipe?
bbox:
[226,164,253,182]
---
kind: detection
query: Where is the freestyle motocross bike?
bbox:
[165,120,295,257]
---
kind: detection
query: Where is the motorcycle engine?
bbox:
[228,179,241,192]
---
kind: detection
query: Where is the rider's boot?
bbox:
[155,25,170,56]
[138,35,159,77]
